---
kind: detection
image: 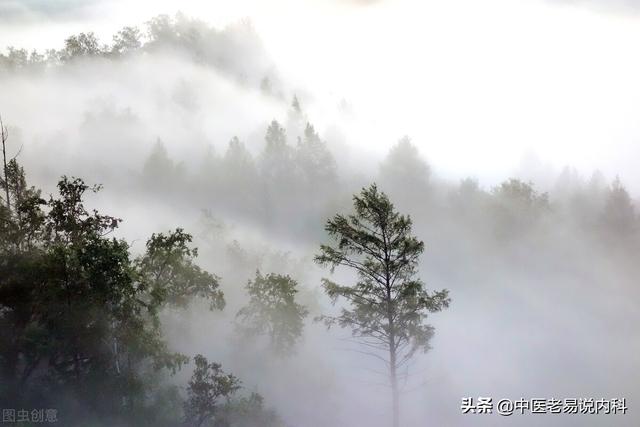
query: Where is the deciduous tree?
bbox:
[236,271,308,355]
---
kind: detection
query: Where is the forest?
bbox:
[1,9,639,427]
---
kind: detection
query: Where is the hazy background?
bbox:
[3,0,640,190]
[1,0,638,426]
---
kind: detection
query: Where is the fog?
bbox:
[0,1,638,426]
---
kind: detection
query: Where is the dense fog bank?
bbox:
[1,11,638,427]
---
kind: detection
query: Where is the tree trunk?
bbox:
[389,343,399,427]
[388,300,399,427]
[1,119,10,212]
[386,251,400,427]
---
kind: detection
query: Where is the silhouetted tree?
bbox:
[146,15,177,47]
[142,138,186,191]
[1,116,10,213]
[315,184,450,427]
[0,157,224,425]
[62,32,102,61]
[220,136,258,209]
[601,177,636,238]
[184,355,284,427]
[380,136,430,198]
[137,228,225,311]
[214,392,283,427]
[236,271,308,355]
[261,120,290,179]
[491,178,549,238]
[184,354,240,427]
[287,95,306,137]
[259,120,296,224]
[291,95,301,114]
[295,123,337,189]
[111,26,142,56]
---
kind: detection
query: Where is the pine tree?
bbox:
[315,184,450,427]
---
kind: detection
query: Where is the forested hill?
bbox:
[1,13,639,427]
[0,13,281,95]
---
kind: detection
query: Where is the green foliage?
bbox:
[493,178,549,208]
[62,32,103,61]
[137,228,225,311]
[214,392,284,427]
[315,184,450,426]
[236,271,308,355]
[184,354,241,427]
[184,355,284,427]
[315,184,450,357]
[0,159,46,249]
[0,161,223,425]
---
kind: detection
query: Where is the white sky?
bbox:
[3,0,640,190]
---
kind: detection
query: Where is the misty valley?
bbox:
[1,8,639,427]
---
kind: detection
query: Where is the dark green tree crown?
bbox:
[315,184,450,358]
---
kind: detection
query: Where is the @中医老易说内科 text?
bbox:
[461,397,627,416]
